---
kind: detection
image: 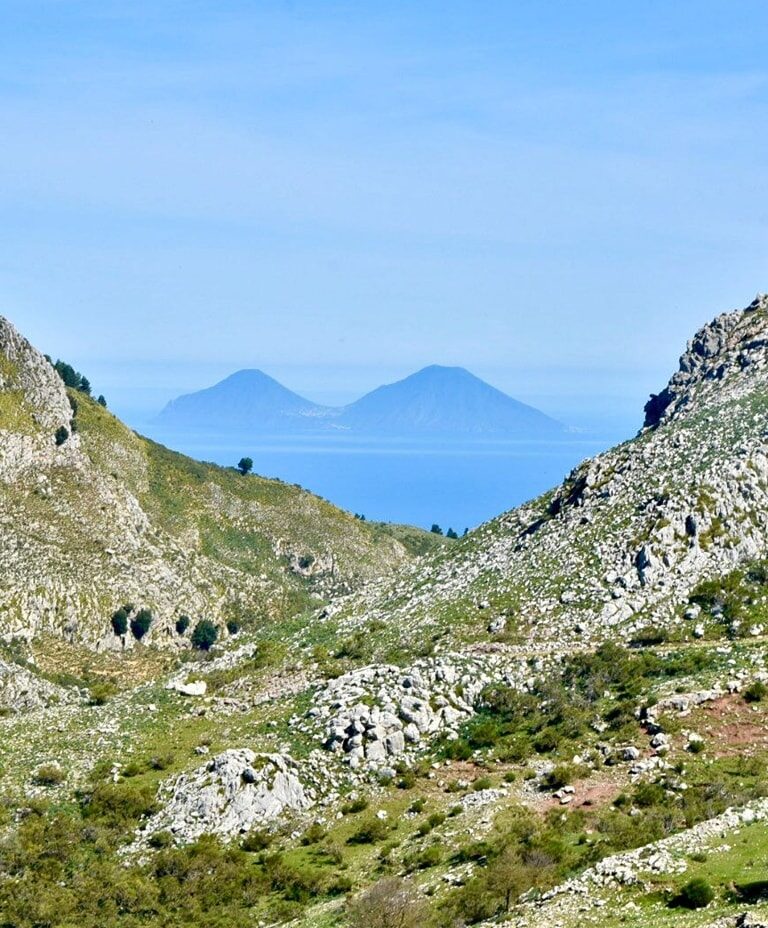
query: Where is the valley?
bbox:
[0,297,768,927]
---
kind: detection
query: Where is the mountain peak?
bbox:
[644,293,768,429]
[156,367,323,430]
[340,365,564,435]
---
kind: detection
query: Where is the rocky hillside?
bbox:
[332,294,768,654]
[3,298,768,928]
[0,316,420,650]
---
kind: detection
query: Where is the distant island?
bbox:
[153,365,567,439]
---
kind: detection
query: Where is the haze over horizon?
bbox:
[1,1,766,438]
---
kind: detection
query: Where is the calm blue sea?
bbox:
[143,431,619,531]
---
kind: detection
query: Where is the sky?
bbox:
[1,0,767,435]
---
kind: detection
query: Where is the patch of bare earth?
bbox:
[687,693,768,757]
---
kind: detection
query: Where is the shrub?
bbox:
[443,738,472,761]
[226,619,240,635]
[241,828,273,852]
[347,815,391,845]
[85,781,158,826]
[149,752,174,771]
[88,681,117,706]
[300,822,327,845]
[341,796,369,815]
[33,764,65,786]
[346,877,433,928]
[397,768,416,789]
[175,615,190,635]
[415,844,442,869]
[335,632,369,660]
[252,639,286,668]
[191,619,218,651]
[542,764,575,791]
[148,830,173,849]
[672,877,715,909]
[122,760,144,778]
[237,457,253,476]
[54,426,69,446]
[633,781,666,808]
[111,608,128,636]
[130,609,153,640]
[473,776,493,791]
[744,680,767,703]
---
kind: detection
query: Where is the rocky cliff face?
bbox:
[644,293,768,428]
[0,316,413,650]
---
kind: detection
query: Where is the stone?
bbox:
[168,680,207,697]
[135,750,312,847]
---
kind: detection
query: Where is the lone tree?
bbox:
[111,608,128,636]
[446,527,458,539]
[430,524,443,535]
[191,619,218,651]
[237,457,253,476]
[130,609,153,640]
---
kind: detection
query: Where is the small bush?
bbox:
[88,681,118,706]
[175,615,190,635]
[346,877,433,928]
[252,639,287,668]
[191,619,218,651]
[341,797,369,815]
[347,815,391,845]
[744,680,767,703]
[33,764,65,786]
[672,877,715,909]
[473,776,493,791]
[542,764,575,791]
[633,781,666,808]
[397,768,416,789]
[241,828,273,852]
[149,752,174,771]
[301,822,327,845]
[415,844,442,869]
[443,738,472,761]
[54,426,69,446]
[226,619,240,635]
[85,782,158,826]
[122,760,144,778]
[148,830,173,849]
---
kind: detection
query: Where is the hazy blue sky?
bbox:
[1,1,767,433]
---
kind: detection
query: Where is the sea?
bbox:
[140,430,623,531]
